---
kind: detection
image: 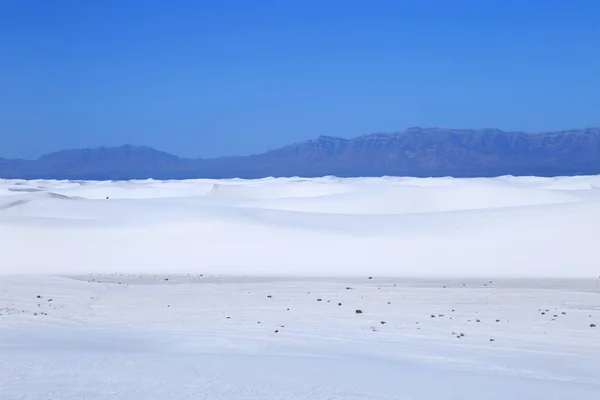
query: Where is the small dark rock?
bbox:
[355,309,363,314]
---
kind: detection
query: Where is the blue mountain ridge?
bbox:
[1,127,599,179]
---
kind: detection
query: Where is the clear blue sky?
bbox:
[1,0,600,159]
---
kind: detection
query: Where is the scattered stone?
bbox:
[476,319,481,323]
[355,309,363,314]
[380,321,386,325]
[591,323,596,328]
[317,299,322,302]
[226,316,231,319]
[431,314,436,318]
[47,299,53,302]
[368,277,373,280]
[490,338,495,342]
[496,319,500,323]
[338,303,342,306]
[36,295,41,299]
[267,295,272,299]
[274,330,279,333]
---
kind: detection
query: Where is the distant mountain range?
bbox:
[2,127,600,179]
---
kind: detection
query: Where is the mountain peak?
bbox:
[2,127,600,179]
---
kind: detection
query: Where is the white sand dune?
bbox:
[1,175,599,277]
[1,275,599,399]
[1,176,600,399]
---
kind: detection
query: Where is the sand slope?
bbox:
[1,175,599,277]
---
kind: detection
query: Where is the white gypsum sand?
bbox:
[1,176,599,399]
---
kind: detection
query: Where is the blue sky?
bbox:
[1,0,600,159]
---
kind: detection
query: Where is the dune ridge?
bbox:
[1,175,599,277]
